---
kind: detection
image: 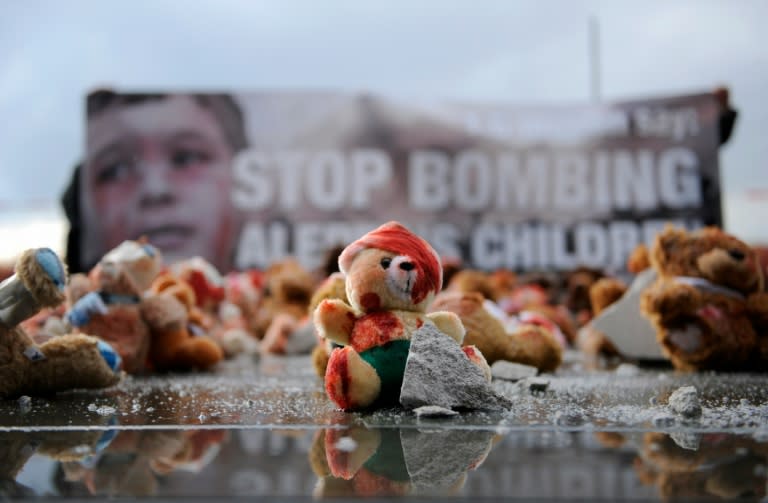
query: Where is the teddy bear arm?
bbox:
[314,299,356,346]
[427,311,466,344]
[589,278,627,315]
[25,334,120,395]
[641,281,703,323]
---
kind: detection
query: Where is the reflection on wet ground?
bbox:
[7,428,768,500]
[2,355,768,500]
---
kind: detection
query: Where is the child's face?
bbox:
[82,96,237,271]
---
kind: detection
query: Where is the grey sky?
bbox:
[1,0,766,222]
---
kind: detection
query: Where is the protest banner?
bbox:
[81,91,721,273]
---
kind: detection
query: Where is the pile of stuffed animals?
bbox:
[1,221,767,409]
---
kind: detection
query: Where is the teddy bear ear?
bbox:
[650,225,688,268]
[338,242,365,275]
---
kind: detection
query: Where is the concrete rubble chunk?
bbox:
[668,386,702,418]
[491,361,538,381]
[399,325,513,411]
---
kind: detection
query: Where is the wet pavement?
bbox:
[3,353,768,501]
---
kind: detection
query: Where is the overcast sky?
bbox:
[1,0,766,238]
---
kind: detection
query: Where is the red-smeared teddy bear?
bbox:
[314,222,488,411]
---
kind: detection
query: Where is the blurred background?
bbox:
[1,0,767,261]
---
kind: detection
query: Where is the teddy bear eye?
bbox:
[728,249,746,261]
[380,257,392,269]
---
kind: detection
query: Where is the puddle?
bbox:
[6,427,768,500]
[2,354,768,500]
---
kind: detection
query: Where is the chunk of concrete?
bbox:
[400,325,512,411]
[668,386,702,418]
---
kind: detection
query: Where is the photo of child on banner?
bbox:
[63,91,247,273]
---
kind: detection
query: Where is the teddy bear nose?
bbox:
[399,261,415,271]
[728,249,746,261]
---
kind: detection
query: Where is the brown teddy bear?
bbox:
[141,273,224,372]
[1,248,121,398]
[252,259,316,339]
[444,269,501,301]
[430,291,562,372]
[640,226,768,371]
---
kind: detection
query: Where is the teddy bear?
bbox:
[444,269,501,301]
[141,272,224,372]
[314,221,488,411]
[252,259,316,340]
[640,226,768,371]
[65,240,162,373]
[561,266,607,327]
[67,240,224,373]
[430,291,563,372]
[169,257,227,313]
[0,248,121,398]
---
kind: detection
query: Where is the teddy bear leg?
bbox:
[325,346,381,411]
[506,325,563,372]
[324,427,381,479]
[173,337,225,371]
[657,316,715,371]
[22,334,121,396]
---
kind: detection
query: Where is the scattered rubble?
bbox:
[515,377,550,394]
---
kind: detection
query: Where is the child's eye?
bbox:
[380,257,392,269]
[170,149,210,168]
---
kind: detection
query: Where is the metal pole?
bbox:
[589,15,602,103]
